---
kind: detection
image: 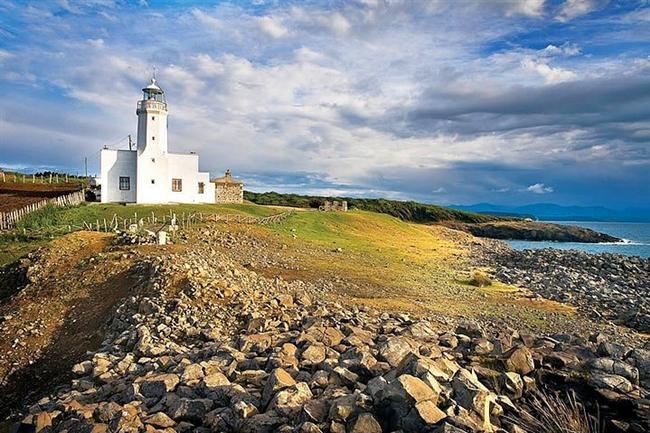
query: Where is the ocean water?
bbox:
[506,221,650,258]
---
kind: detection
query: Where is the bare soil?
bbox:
[0,183,83,212]
[0,232,140,419]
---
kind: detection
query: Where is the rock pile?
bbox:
[486,248,650,332]
[13,246,650,433]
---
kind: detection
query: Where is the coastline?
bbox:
[505,220,650,258]
[474,239,650,334]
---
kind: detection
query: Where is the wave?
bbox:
[598,238,648,245]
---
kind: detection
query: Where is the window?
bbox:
[151,179,155,184]
[151,116,155,120]
[198,182,204,194]
[119,176,130,191]
[152,136,155,140]
[172,178,182,192]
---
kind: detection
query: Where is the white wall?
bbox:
[100,149,136,203]
[166,153,203,203]
[198,172,215,203]
[136,103,170,204]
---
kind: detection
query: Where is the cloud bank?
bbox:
[0,0,648,208]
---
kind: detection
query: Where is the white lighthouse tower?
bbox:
[136,78,170,203]
[100,76,215,204]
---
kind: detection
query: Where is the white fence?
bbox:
[0,190,85,230]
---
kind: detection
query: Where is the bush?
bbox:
[507,390,600,433]
[469,270,493,287]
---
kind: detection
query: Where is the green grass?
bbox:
[0,202,284,266]
[15,202,281,231]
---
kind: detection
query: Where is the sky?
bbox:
[0,0,649,209]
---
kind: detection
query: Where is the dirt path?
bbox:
[0,232,140,419]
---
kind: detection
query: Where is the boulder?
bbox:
[109,404,143,433]
[303,399,330,423]
[378,336,419,367]
[451,368,491,415]
[301,344,327,365]
[328,394,359,422]
[455,321,484,339]
[139,373,180,399]
[389,374,438,404]
[590,373,634,393]
[503,346,535,375]
[167,398,214,423]
[349,412,382,433]
[267,382,313,417]
[143,412,176,428]
[180,364,204,384]
[261,368,297,408]
[401,400,447,432]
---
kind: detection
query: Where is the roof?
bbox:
[212,169,243,185]
[143,77,164,94]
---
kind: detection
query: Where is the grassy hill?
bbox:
[244,191,501,224]
[0,200,616,338]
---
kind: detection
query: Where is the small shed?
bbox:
[212,169,243,204]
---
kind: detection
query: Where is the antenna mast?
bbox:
[128,134,133,151]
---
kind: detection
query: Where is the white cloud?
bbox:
[521,57,577,83]
[542,42,581,56]
[0,49,13,61]
[328,12,351,34]
[556,0,604,22]
[527,183,554,194]
[257,16,290,38]
[505,0,546,18]
[87,38,104,48]
[191,8,222,30]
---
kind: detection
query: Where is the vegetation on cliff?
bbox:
[244,191,621,243]
[244,191,498,224]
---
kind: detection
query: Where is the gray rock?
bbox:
[139,373,180,398]
[378,336,419,367]
[261,368,296,408]
[451,368,491,415]
[267,382,313,417]
[503,346,535,375]
[590,373,634,393]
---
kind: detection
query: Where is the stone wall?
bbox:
[320,200,348,212]
[215,183,243,204]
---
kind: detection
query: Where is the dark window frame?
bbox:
[119,176,130,191]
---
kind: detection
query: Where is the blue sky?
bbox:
[0,0,648,209]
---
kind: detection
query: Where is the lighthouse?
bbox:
[100,77,215,204]
[135,78,170,203]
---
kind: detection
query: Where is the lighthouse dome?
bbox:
[142,77,166,103]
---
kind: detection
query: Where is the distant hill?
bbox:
[450,203,650,222]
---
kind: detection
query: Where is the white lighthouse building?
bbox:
[100,78,215,204]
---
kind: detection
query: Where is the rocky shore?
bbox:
[450,221,621,243]
[483,246,650,333]
[2,231,649,433]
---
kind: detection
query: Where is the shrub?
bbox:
[469,270,493,287]
[507,390,600,433]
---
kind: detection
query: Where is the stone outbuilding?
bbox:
[213,170,243,204]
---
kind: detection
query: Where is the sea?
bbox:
[506,221,650,258]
